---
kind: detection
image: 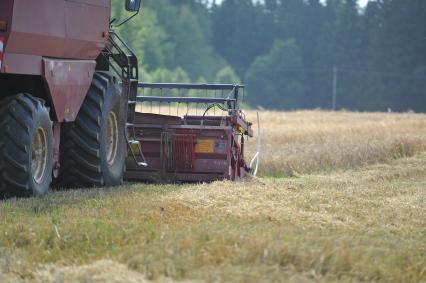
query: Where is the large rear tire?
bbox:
[58,72,126,187]
[0,94,53,197]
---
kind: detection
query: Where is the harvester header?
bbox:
[126,83,254,182]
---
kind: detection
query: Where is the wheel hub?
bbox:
[106,111,119,165]
[32,127,48,184]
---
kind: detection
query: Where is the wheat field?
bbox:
[0,111,425,282]
[245,110,426,176]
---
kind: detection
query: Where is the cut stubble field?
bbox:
[0,110,425,282]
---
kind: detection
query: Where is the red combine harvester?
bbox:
[0,0,256,198]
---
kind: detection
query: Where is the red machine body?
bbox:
[0,0,110,122]
[0,0,145,198]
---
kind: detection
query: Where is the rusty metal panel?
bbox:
[0,0,13,40]
[2,0,110,73]
[0,0,14,73]
[43,58,96,122]
[7,0,67,58]
[64,0,110,59]
[1,53,42,75]
[66,0,110,7]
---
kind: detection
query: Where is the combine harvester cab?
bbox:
[125,83,255,182]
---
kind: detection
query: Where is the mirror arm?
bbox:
[114,10,139,28]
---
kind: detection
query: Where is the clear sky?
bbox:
[214,0,371,8]
[358,0,370,7]
[321,0,370,7]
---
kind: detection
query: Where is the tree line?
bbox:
[112,0,426,112]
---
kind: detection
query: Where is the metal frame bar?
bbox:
[135,96,236,104]
[138,83,243,90]
[137,83,244,111]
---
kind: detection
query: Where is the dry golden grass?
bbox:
[0,111,425,282]
[245,110,426,176]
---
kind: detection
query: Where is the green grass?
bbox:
[1,154,425,282]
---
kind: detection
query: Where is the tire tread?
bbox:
[0,93,51,197]
[59,72,113,187]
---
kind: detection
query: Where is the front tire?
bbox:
[0,94,53,197]
[58,72,126,187]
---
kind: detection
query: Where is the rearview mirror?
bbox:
[125,0,141,12]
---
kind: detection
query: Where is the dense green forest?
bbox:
[112,0,426,112]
